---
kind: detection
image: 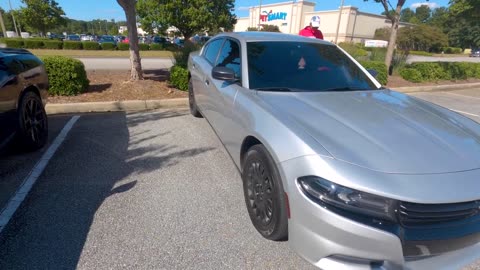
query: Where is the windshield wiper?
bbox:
[320,87,371,92]
[253,87,300,92]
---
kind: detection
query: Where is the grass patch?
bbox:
[28,49,173,58]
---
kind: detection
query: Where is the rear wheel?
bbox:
[188,78,202,118]
[17,91,48,151]
[242,144,288,241]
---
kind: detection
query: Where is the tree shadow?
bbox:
[87,83,113,93]
[143,69,170,82]
[0,110,213,269]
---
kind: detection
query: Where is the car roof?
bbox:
[214,31,333,45]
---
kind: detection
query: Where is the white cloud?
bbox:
[410,2,439,9]
[236,6,251,11]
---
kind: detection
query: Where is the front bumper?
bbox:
[280,156,480,269]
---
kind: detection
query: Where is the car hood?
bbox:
[257,90,480,174]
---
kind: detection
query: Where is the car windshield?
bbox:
[101,36,114,41]
[247,41,379,92]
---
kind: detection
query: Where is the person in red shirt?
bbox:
[299,16,324,40]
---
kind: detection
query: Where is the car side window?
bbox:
[203,39,224,65]
[216,39,241,79]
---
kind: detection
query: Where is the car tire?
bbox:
[17,91,48,151]
[242,144,288,241]
[188,78,202,118]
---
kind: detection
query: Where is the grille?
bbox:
[399,201,480,226]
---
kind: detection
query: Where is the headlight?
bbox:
[297,176,398,222]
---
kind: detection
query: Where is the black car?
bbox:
[470,48,480,57]
[0,48,48,151]
[98,35,116,45]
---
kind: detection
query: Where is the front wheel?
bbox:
[17,91,48,151]
[242,144,288,241]
[188,78,202,118]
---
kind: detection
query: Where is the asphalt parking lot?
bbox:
[0,88,479,269]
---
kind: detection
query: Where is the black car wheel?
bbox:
[242,144,288,241]
[17,91,48,151]
[188,78,202,118]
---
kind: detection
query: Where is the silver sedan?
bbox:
[187,32,480,270]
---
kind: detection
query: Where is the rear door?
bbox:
[0,56,23,147]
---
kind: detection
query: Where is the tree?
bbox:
[374,27,391,41]
[18,0,66,36]
[117,0,143,81]
[400,8,415,22]
[137,0,236,41]
[397,24,448,52]
[363,0,428,72]
[415,5,431,23]
[448,0,480,48]
[261,25,280,32]
[428,7,448,28]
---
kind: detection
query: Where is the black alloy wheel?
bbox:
[242,144,288,241]
[17,91,48,151]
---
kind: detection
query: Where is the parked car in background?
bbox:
[80,35,91,41]
[152,36,167,45]
[174,38,184,48]
[187,32,480,270]
[98,35,116,45]
[470,48,480,57]
[0,48,48,152]
[65,35,81,41]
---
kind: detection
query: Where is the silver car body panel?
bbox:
[187,32,480,269]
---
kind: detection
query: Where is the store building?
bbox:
[234,0,407,43]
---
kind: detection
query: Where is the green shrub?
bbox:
[101,42,116,50]
[139,43,150,51]
[43,40,63,49]
[358,61,388,85]
[367,47,388,62]
[399,68,423,82]
[41,56,89,96]
[117,43,129,51]
[169,65,188,91]
[409,62,450,81]
[173,43,201,68]
[82,41,99,50]
[24,40,44,49]
[150,43,164,50]
[408,50,433,56]
[63,41,83,50]
[5,39,24,48]
[443,47,463,54]
[339,42,368,59]
[401,62,480,82]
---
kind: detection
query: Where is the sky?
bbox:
[1,0,451,21]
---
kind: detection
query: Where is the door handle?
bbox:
[205,79,210,86]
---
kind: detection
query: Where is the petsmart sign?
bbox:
[260,10,288,22]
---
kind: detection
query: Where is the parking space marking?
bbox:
[0,115,80,234]
[446,92,480,100]
[451,109,480,117]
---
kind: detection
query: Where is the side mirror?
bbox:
[367,69,378,78]
[212,66,236,81]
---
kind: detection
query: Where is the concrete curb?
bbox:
[46,98,188,115]
[393,82,480,93]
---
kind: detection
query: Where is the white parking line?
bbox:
[0,115,80,234]
[451,109,480,117]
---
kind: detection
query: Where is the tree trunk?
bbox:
[385,3,403,73]
[118,0,143,81]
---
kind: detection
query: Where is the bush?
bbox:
[117,43,129,51]
[169,65,188,91]
[63,41,83,50]
[139,43,150,51]
[150,43,164,51]
[399,68,423,82]
[443,47,463,54]
[409,62,450,81]
[368,47,388,62]
[338,42,368,59]
[400,62,480,82]
[24,40,44,49]
[173,43,201,68]
[41,56,89,96]
[82,41,99,50]
[4,39,24,48]
[408,50,433,56]
[358,61,388,85]
[101,42,116,50]
[43,40,63,49]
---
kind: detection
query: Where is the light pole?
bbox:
[258,0,262,28]
[8,0,19,36]
[334,0,344,44]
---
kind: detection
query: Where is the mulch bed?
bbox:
[48,69,187,104]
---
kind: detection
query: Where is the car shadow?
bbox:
[0,110,213,269]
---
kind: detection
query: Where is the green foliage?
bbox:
[82,41,100,50]
[442,47,463,54]
[246,27,258,31]
[368,47,387,61]
[338,42,368,59]
[397,25,448,53]
[173,43,201,68]
[400,8,415,22]
[19,0,67,35]
[139,43,150,51]
[4,39,25,48]
[261,25,280,32]
[415,5,431,23]
[101,42,116,50]
[400,62,480,82]
[358,61,388,85]
[169,65,188,91]
[408,50,434,56]
[24,40,44,49]
[43,40,63,49]
[373,27,390,41]
[63,41,82,50]
[399,68,423,82]
[41,56,89,96]
[150,43,164,50]
[117,43,130,51]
